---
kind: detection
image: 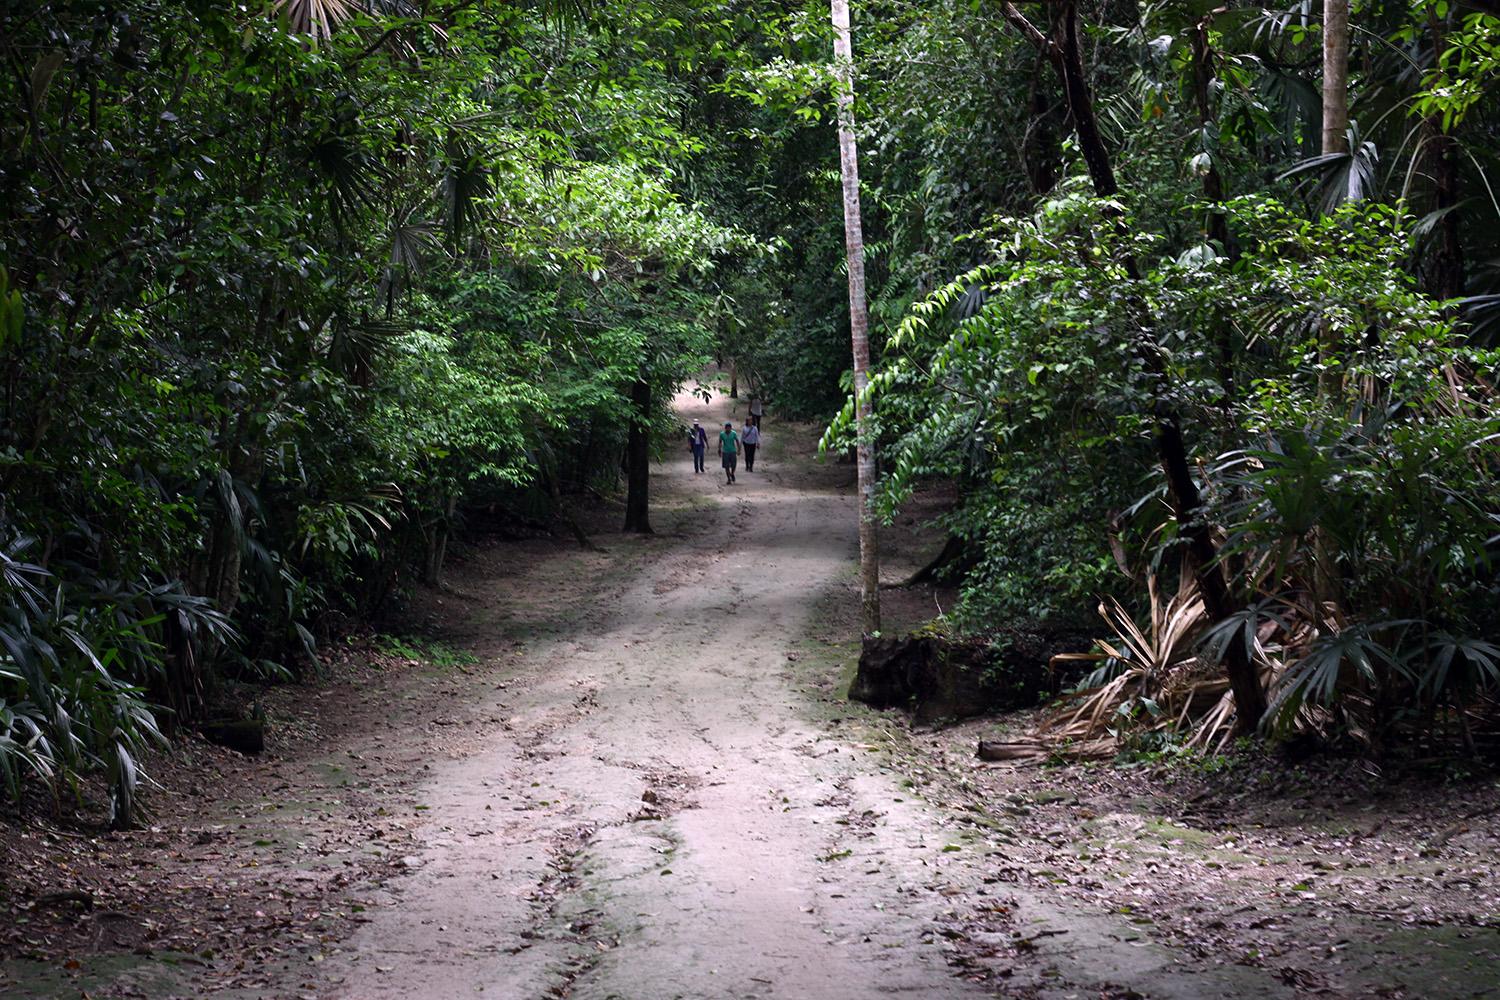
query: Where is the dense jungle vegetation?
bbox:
[2,0,1498,823]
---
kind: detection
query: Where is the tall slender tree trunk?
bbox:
[425,494,456,585]
[1190,17,1239,421]
[1021,55,1060,195]
[623,376,652,534]
[1322,0,1351,157]
[1425,123,1465,301]
[1190,20,1232,256]
[1312,0,1354,610]
[831,0,880,636]
[1318,0,1350,406]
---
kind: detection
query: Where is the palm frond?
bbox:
[271,0,367,42]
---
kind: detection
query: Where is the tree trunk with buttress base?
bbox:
[623,376,652,534]
[1000,0,1267,729]
[832,0,880,636]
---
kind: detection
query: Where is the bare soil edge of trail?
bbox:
[894,707,1500,999]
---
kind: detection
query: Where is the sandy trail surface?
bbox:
[317,388,1282,1000]
[323,388,995,999]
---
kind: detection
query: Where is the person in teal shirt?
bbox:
[717,421,739,484]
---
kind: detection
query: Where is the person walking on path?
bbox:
[749,396,764,429]
[688,419,708,474]
[717,421,739,485]
[741,417,761,472]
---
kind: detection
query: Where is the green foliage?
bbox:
[374,634,479,670]
[0,0,750,818]
[1411,6,1500,130]
[787,0,1500,747]
[0,534,237,825]
[852,183,1498,735]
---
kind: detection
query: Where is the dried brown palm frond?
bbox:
[272,0,366,42]
[1028,563,1314,755]
[1037,661,1148,742]
[998,543,1390,763]
[268,0,449,57]
[1036,568,1207,743]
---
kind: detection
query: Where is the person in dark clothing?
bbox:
[741,417,760,472]
[688,419,708,473]
[717,421,739,484]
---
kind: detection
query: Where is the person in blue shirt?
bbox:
[688,419,708,473]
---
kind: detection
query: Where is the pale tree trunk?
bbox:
[1314,0,1352,609]
[1322,0,1351,157]
[831,0,880,636]
[1317,0,1350,403]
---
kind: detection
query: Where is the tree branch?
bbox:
[998,1,1059,61]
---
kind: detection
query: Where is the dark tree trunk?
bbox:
[1189,21,1232,256]
[1000,0,1268,731]
[1022,55,1060,195]
[623,377,652,534]
[1052,1,1118,197]
[1427,125,1465,301]
[423,494,456,585]
[1425,9,1465,302]
[1190,18,1239,421]
[1156,420,1269,726]
[896,533,971,588]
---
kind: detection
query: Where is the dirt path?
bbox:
[0,384,1298,998]
[318,390,1000,998]
[301,388,1289,1000]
